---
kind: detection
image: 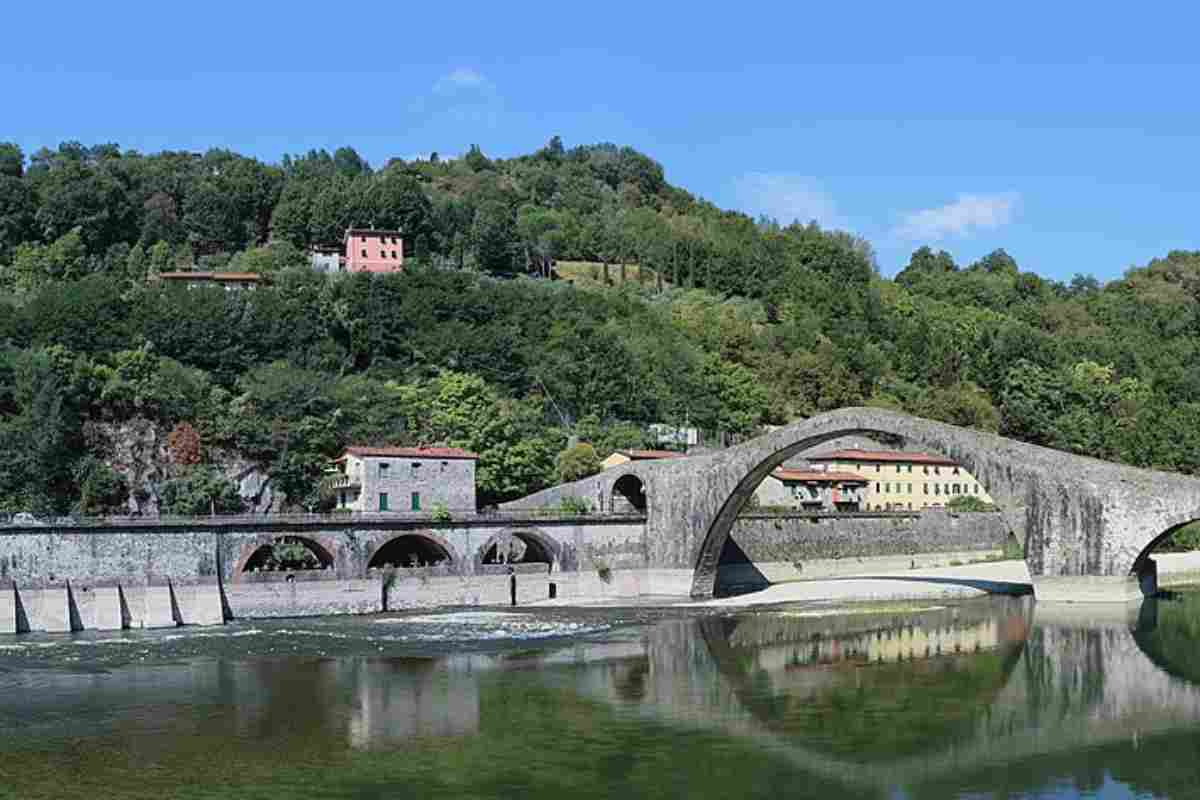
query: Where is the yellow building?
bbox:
[600,449,685,471]
[805,449,994,511]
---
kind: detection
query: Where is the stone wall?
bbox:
[0,530,219,589]
[729,511,1009,563]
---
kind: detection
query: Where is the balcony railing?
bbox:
[327,475,361,490]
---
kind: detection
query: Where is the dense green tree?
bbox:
[7,136,1200,517]
[556,442,601,483]
[159,466,243,515]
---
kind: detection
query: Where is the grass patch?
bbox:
[556,260,669,290]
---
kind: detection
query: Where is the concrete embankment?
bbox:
[717,510,1011,593]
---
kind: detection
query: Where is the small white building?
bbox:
[330,446,478,513]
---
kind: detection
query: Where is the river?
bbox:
[1,591,1199,799]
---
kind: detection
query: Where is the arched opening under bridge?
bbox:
[243,536,333,572]
[369,534,453,569]
[479,530,557,566]
[611,474,647,513]
[1130,514,1200,594]
[691,426,1022,598]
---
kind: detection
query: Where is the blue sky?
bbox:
[5,2,1200,281]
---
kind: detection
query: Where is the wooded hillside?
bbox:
[2,138,1199,515]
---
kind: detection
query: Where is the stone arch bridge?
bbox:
[504,407,1200,600]
[0,515,646,633]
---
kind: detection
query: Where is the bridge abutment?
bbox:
[1032,558,1157,604]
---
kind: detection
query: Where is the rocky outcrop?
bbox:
[85,419,277,515]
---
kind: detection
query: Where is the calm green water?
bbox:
[1,593,1199,799]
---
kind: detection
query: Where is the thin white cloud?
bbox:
[894,193,1019,241]
[732,173,842,228]
[409,68,501,127]
[433,68,492,95]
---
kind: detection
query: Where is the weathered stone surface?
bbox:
[503,407,1200,597]
[730,510,1008,563]
[0,517,649,630]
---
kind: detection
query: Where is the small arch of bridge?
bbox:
[1132,510,1200,575]
[234,534,339,577]
[476,528,559,568]
[368,531,457,569]
[610,474,647,514]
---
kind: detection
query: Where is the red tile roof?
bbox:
[807,449,959,467]
[617,449,686,460]
[771,469,868,483]
[341,446,478,460]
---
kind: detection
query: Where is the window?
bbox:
[361,235,367,242]
[974,484,980,494]
[923,466,929,474]
[361,249,368,257]
[875,482,880,493]
[379,462,390,477]
[875,464,881,472]
[934,466,941,475]
[378,492,389,511]
[411,462,421,476]
[392,250,398,259]
[907,483,913,493]
[934,484,941,496]
[923,484,929,495]
[411,492,420,511]
[885,483,890,493]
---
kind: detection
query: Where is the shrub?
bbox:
[560,495,591,515]
[947,495,997,513]
[556,442,601,483]
[77,459,129,515]
[159,466,244,515]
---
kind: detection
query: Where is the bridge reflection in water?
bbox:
[569,597,1200,795]
[2,596,1200,798]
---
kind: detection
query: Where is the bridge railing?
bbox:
[0,508,649,530]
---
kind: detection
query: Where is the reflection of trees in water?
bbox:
[696,600,1032,761]
[1134,592,1200,685]
[611,657,651,702]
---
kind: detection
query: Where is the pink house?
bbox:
[343,228,404,273]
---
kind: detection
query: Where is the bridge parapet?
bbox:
[0,510,646,533]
